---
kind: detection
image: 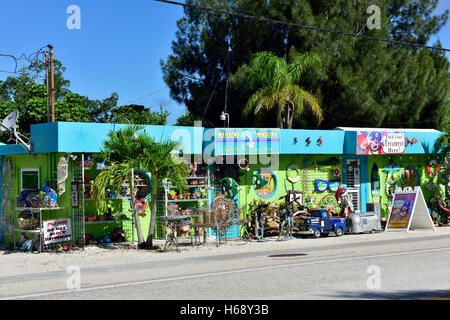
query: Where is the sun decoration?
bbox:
[210,195,239,233]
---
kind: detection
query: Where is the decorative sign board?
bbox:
[253,168,277,199]
[43,218,72,245]
[215,128,280,155]
[357,131,405,155]
[385,187,435,232]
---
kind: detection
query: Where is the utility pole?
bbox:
[48,44,55,122]
[44,51,51,123]
[223,43,231,128]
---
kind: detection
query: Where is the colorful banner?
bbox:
[215,128,280,155]
[386,193,416,230]
[357,131,405,155]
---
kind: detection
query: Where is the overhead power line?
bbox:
[156,0,450,53]
[0,47,48,73]
[128,87,169,104]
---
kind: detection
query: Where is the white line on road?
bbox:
[3,246,450,300]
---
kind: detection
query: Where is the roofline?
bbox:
[334,127,441,133]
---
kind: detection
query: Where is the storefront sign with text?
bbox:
[43,219,72,245]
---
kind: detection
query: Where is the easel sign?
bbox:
[385,187,435,232]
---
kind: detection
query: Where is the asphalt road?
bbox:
[1,231,450,301]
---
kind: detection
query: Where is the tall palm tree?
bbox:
[243,51,324,129]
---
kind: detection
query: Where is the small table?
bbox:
[159,215,197,252]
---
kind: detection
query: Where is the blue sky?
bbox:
[0,0,449,125]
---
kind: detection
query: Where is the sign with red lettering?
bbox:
[385,187,435,232]
[43,218,72,245]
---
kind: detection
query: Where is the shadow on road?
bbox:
[325,289,450,300]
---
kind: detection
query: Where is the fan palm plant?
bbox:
[91,124,148,245]
[243,51,323,129]
[138,135,188,249]
[91,124,188,249]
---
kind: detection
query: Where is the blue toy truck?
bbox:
[298,209,347,238]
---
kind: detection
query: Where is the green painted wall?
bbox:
[238,154,343,217]
[2,153,71,245]
[368,154,445,219]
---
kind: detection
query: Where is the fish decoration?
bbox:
[252,174,268,190]
[305,137,311,146]
[405,137,418,147]
[317,136,323,146]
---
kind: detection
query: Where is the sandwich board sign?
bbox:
[385,186,435,232]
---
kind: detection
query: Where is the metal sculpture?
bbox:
[210,194,239,242]
[255,202,270,241]
[278,202,294,240]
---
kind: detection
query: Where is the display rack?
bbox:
[13,206,68,252]
[157,163,211,240]
[80,158,139,244]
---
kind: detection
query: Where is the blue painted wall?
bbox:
[280,129,345,154]
[0,144,27,156]
[29,122,204,155]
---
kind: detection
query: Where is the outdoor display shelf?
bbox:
[158,162,212,242]
[13,206,68,252]
[80,157,147,244]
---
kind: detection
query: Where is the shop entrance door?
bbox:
[346,159,361,213]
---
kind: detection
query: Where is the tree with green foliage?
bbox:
[0,60,171,142]
[0,61,112,139]
[161,0,449,130]
[92,125,148,245]
[92,125,188,249]
[242,50,323,129]
[138,137,188,248]
[175,111,214,127]
[109,104,170,125]
[435,116,449,167]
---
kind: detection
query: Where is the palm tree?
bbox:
[138,135,188,249]
[91,125,188,249]
[91,124,148,245]
[243,51,323,129]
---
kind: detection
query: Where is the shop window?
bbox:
[21,168,40,191]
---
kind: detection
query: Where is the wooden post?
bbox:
[48,44,55,122]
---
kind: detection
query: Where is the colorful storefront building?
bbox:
[0,122,446,248]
